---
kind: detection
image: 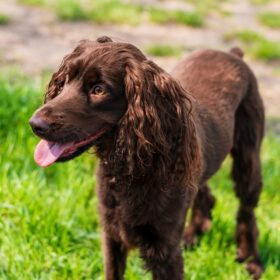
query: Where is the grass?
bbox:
[55,0,89,22]
[89,0,143,26]
[145,44,184,57]
[224,29,280,61]
[17,0,45,5]
[0,70,280,279]
[0,13,10,25]
[185,0,228,15]
[250,0,274,4]
[55,0,143,25]
[259,12,280,29]
[17,0,204,27]
[148,8,204,27]
[17,0,143,25]
[273,67,280,76]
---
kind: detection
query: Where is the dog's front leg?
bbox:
[103,235,128,280]
[141,245,184,280]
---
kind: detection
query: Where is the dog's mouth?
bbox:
[34,128,108,167]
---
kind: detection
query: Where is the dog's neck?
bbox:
[95,126,198,189]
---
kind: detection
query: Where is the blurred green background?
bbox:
[0,0,280,279]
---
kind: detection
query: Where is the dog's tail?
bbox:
[231,64,264,200]
[230,47,244,59]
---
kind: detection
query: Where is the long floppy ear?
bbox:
[116,59,201,186]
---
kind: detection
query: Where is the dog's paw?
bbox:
[246,257,264,280]
[201,218,212,233]
[183,231,197,249]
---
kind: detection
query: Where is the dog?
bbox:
[29,36,265,280]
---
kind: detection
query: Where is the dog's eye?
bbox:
[55,80,65,95]
[91,85,106,96]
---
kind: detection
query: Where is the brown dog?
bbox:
[29,37,264,280]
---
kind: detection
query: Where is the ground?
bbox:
[0,0,279,117]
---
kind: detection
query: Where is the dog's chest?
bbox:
[97,173,160,247]
[100,174,151,218]
[97,176,190,249]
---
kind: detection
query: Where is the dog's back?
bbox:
[172,48,264,181]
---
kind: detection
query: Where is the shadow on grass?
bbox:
[260,237,280,273]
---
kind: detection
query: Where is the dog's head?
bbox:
[30,36,136,166]
[30,36,198,183]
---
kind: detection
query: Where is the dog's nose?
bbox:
[29,115,50,136]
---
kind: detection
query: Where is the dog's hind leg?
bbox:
[231,72,264,280]
[183,183,215,247]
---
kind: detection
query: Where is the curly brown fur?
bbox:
[30,38,264,280]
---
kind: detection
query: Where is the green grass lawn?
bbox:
[0,71,280,279]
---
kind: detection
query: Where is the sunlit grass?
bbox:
[273,67,280,76]
[16,0,204,27]
[0,71,279,279]
[145,44,184,57]
[55,0,89,21]
[185,0,228,15]
[55,0,143,25]
[0,13,10,25]
[250,0,274,4]
[89,0,143,26]
[259,12,280,29]
[224,29,280,61]
[148,8,204,27]
[17,0,44,5]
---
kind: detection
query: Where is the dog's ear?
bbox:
[116,59,201,185]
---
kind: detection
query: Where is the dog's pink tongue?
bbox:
[34,140,73,167]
